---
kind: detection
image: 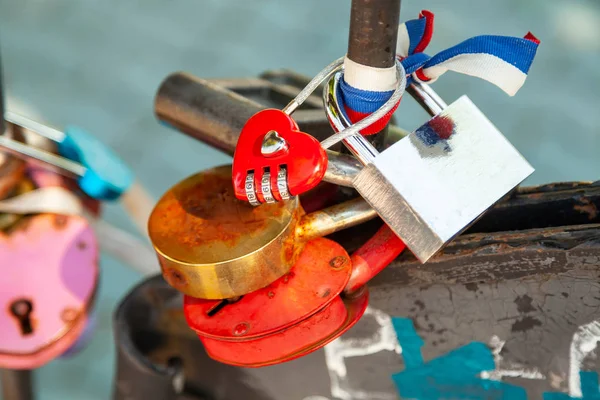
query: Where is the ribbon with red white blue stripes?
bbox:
[337,10,540,135]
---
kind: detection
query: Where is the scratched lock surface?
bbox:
[1,0,599,398]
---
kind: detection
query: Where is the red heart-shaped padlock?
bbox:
[232,109,328,203]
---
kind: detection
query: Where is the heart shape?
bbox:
[233,109,328,202]
[261,130,288,157]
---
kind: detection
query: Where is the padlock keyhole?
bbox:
[10,299,34,335]
[206,296,242,317]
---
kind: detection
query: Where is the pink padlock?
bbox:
[0,214,98,369]
[0,157,100,369]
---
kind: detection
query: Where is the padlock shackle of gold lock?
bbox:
[148,164,377,300]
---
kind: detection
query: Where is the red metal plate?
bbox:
[199,289,369,367]
[184,237,351,339]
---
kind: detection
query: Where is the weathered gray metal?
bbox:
[114,184,600,400]
[113,218,600,399]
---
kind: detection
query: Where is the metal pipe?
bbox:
[347,0,402,68]
[155,73,257,155]
[1,369,34,400]
[345,0,401,150]
[154,73,360,186]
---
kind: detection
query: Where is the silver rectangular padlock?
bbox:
[324,75,534,263]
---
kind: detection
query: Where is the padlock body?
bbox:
[353,96,534,262]
[232,109,328,202]
[0,215,98,369]
[184,237,369,367]
[200,297,348,367]
[149,165,305,299]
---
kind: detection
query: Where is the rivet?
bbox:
[169,270,186,286]
[329,256,347,270]
[233,322,250,336]
[61,307,78,323]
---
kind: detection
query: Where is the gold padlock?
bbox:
[148,164,376,300]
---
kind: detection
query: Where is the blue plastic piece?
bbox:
[58,126,133,201]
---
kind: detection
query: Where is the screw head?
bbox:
[233,322,250,336]
[61,308,78,323]
[329,256,347,270]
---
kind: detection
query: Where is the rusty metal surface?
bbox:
[149,164,300,299]
[184,238,352,340]
[149,164,377,299]
[347,0,401,68]
[470,181,600,233]
[154,73,334,153]
[149,165,297,263]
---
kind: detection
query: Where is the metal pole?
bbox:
[1,369,34,400]
[0,50,5,135]
[348,0,401,67]
[0,47,35,400]
[346,0,401,150]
